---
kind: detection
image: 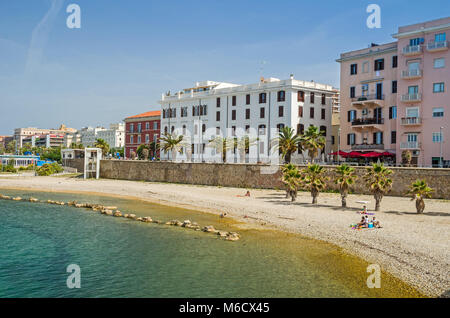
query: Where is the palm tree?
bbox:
[207,136,234,163]
[364,163,393,211]
[272,126,304,163]
[335,164,357,208]
[236,136,258,163]
[407,180,433,214]
[94,138,110,155]
[160,133,184,161]
[281,164,302,202]
[402,150,412,167]
[302,125,326,162]
[301,163,327,204]
[149,141,160,159]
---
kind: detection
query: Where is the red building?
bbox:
[124,110,161,159]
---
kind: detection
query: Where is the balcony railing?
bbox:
[401,93,422,102]
[401,69,422,79]
[352,118,384,126]
[402,45,422,55]
[401,117,422,125]
[427,40,448,51]
[351,94,384,102]
[351,143,384,150]
[400,141,420,149]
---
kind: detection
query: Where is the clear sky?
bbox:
[0,0,449,135]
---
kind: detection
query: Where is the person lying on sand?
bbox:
[236,191,251,197]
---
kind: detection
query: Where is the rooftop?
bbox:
[125,110,161,120]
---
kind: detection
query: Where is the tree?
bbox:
[281,163,302,201]
[160,133,184,161]
[364,163,393,211]
[301,163,327,204]
[272,126,303,163]
[149,141,159,159]
[6,140,16,154]
[402,150,412,167]
[407,180,433,214]
[207,136,234,163]
[137,144,150,160]
[236,136,258,163]
[0,144,5,155]
[335,164,357,208]
[94,138,110,155]
[71,142,84,149]
[302,125,326,162]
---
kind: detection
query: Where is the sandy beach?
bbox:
[0,175,449,297]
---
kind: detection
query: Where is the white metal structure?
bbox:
[84,148,102,179]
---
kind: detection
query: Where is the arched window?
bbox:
[171,126,175,133]
[182,125,186,135]
[258,124,266,135]
[259,93,267,104]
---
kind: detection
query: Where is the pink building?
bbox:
[338,17,449,167]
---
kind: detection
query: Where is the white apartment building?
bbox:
[80,123,125,148]
[159,77,337,163]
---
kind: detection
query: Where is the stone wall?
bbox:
[62,158,84,173]
[99,160,450,199]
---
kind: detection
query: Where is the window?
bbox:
[164,126,168,134]
[216,111,220,121]
[408,85,419,95]
[391,131,396,144]
[232,96,236,106]
[389,106,397,119]
[297,124,304,135]
[216,127,221,135]
[137,123,142,132]
[434,58,445,68]
[298,106,303,117]
[130,123,134,133]
[362,84,369,96]
[347,110,356,122]
[258,124,266,135]
[392,55,398,68]
[278,106,284,117]
[231,126,236,136]
[350,64,357,75]
[432,157,444,167]
[145,122,150,130]
[321,108,325,120]
[410,38,424,46]
[435,32,446,42]
[276,123,285,132]
[432,132,443,143]
[310,107,314,119]
[277,90,285,102]
[216,97,221,107]
[433,82,445,93]
[171,126,174,133]
[246,94,251,105]
[350,86,355,98]
[259,93,267,104]
[260,107,265,118]
[320,126,326,136]
[374,58,384,71]
[362,61,369,73]
[373,132,383,144]
[298,91,305,102]
[245,108,250,120]
[310,92,315,104]
[331,136,335,145]
[202,124,206,134]
[232,109,236,121]
[153,122,158,130]
[433,107,444,117]
[145,134,149,143]
[321,93,326,105]
[130,135,134,144]
[245,125,250,133]
[182,125,186,135]
[259,141,264,154]
[347,133,355,145]
[392,81,397,94]
[137,135,141,144]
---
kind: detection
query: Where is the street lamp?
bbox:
[440,126,444,168]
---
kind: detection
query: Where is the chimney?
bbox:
[290,74,294,80]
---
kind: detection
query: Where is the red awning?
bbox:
[360,152,382,158]
[329,150,350,157]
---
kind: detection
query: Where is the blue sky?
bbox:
[0,0,449,135]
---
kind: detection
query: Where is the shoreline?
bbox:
[0,176,449,297]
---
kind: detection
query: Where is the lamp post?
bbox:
[440,126,444,168]
[337,128,341,165]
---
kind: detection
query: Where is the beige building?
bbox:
[14,125,77,148]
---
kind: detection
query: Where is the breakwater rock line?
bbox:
[0,194,240,242]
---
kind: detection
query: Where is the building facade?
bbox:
[337,17,449,167]
[159,77,337,163]
[79,123,125,149]
[124,111,161,159]
[22,134,65,148]
[0,136,13,149]
[14,125,76,148]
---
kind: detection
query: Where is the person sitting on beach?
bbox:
[356,216,367,228]
[372,217,382,228]
[237,191,251,197]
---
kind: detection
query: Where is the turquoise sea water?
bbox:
[0,189,423,298]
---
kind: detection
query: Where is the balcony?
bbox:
[351,94,384,108]
[401,93,422,103]
[401,69,422,79]
[400,141,420,149]
[402,45,422,56]
[351,143,384,150]
[351,118,384,131]
[401,117,422,125]
[427,41,448,52]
